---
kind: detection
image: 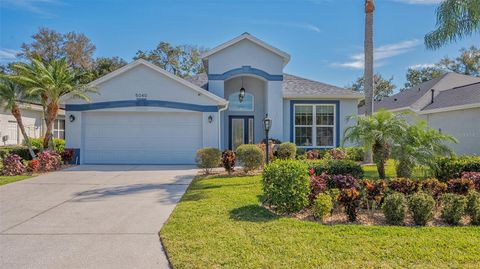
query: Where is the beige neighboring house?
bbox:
[365,72,480,155]
[0,102,65,146]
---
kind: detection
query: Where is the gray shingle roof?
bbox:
[422,82,480,111]
[185,73,363,98]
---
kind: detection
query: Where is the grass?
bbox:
[362,159,431,179]
[0,175,32,186]
[161,175,480,268]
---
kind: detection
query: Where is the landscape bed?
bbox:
[160,174,480,268]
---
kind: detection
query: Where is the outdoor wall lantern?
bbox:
[238,77,245,103]
[208,115,213,123]
[263,114,272,164]
[69,114,76,122]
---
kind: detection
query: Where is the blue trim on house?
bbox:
[228,115,254,150]
[66,100,219,112]
[208,66,283,81]
[289,100,340,148]
[68,148,80,165]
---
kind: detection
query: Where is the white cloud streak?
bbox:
[0,49,20,62]
[232,18,321,33]
[409,63,436,69]
[332,39,421,69]
[1,0,59,16]
[391,0,444,5]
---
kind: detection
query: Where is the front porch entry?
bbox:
[229,116,254,150]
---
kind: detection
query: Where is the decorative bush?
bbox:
[338,188,362,222]
[60,149,75,164]
[237,144,263,173]
[38,151,61,172]
[441,193,467,225]
[26,159,40,174]
[306,150,324,160]
[256,143,274,164]
[326,148,347,160]
[421,178,447,200]
[344,147,364,162]
[0,146,40,161]
[360,179,387,208]
[466,191,480,225]
[388,178,419,196]
[383,192,407,225]
[308,159,363,179]
[447,178,474,195]
[28,137,65,152]
[262,160,310,213]
[330,174,358,189]
[408,192,435,226]
[1,154,25,176]
[462,172,480,191]
[276,142,297,160]
[195,147,221,174]
[221,150,236,175]
[434,156,480,182]
[309,173,328,203]
[312,193,333,221]
[329,188,341,210]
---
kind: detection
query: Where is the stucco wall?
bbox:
[423,108,480,155]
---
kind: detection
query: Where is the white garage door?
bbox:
[83,111,203,164]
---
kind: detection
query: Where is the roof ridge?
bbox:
[451,80,480,89]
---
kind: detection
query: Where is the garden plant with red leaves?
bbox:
[1,154,25,176]
[360,179,387,211]
[388,178,419,195]
[38,151,61,172]
[338,188,362,222]
[26,159,40,174]
[462,172,480,191]
[222,150,236,175]
[421,178,447,201]
[447,178,475,195]
[309,173,328,203]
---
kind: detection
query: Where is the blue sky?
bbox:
[0,0,478,92]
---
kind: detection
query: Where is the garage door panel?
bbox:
[83,111,203,164]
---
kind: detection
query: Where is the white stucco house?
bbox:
[0,102,65,145]
[365,72,480,155]
[64,33,363,164]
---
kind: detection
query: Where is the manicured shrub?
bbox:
[60,149,75,164]
[296,148,306,160]
[462,172,480,191]
[312,193,333,221]
[276,142,297,160]
[308,159,363,179]
[388,178,419,196]
[38,151,61,172]
[262,160,310,213]
[344,147,364,162]
[408,192,435,226]
[0,146,40,161]
[1,154,25,176]
[326,148,347,160]
[221,150,236,175]
[309,173,328,203]
[434,156,480,181]
[360,179,387,209]
[441,193,467,225]
[447,178,474,195]
[26,159,40,174]
[28,137,65,152]
[383,193,407,225]
[195,147,221,174]
[421,178,447,200]
[329,188,341,210]
[330,174,358,189]
[306,150,324,160]
[466,191,480,225]
[338,188,361,222]
[237,144,264,173]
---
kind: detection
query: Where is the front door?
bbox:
[229,116,254,150]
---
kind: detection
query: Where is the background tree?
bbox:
[402,67,445,90]
[89,57,127,81]
[20,27,96,71]
[363,0,375,164]
[10,58,95,150]
[134,41,206,78]
[0,78,37,159]
[425,0,480,50]
[348,74,395,104]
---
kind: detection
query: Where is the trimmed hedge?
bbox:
[27,137,65,152]
[383,192,407,225]
[276,142,297,160]
[441,193,467,225]
[308,159,364,179]
[237,144,264,173]
[409,192,435,226]
[195,147,221,174]
[0,146,40,161]
[434,156,480,181]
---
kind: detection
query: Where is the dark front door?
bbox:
[229,116,254,150]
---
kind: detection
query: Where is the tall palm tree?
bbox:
[343,109,408,179]
[425,0,480,50]
[0,78,36,159]
[10,57,94,150]
[364,0,375,164]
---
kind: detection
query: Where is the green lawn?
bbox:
[362,159,431,179]
[161,175,480,268]
[0,175,32,186]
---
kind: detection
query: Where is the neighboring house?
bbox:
[64,33,363,164]
[364,73,480,155]
[0,102,65,146]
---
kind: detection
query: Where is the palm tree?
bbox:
[0,78,36,159]
[343,109,408,179]
[10,57,94,150]
[364,0,375,164]
[392,120,458,178]
[425,0,480,50]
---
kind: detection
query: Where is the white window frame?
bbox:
[293,104,336,148]
[228,92,255,111]
[53,119,65,139]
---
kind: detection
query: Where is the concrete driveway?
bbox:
[0,165,197,269]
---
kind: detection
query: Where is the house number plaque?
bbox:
[135,93,148,100]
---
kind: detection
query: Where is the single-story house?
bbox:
[64,33,363,164]
[0,102,65,145]
[365,72,480,155]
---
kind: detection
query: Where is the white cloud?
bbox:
[391,0,444,4]
[0,49,20,62]
[409,63,436,69]
[231,18,321,33]
[332,39,421,69]
[1,0,59,16]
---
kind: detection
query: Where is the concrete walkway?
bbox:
[0,165,197,269]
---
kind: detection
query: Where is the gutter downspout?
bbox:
[218,103,229,149]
